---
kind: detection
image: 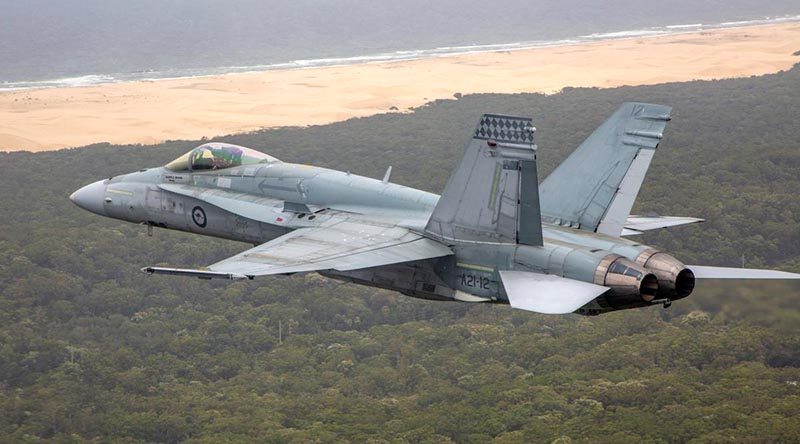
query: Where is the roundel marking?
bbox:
[192,206,207,228]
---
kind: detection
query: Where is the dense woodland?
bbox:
[1,64,800,443]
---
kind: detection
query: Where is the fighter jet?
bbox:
[70,103,800,315]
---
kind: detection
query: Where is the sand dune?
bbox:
[1,22,799,152]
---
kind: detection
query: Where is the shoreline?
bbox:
[2,21,799,152]
[3,15,799,93]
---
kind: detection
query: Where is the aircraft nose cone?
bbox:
[70,180,107,216]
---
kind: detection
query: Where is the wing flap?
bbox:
[499,271,609,314]
[690,266,800,279]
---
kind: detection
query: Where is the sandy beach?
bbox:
[1,22,799,152]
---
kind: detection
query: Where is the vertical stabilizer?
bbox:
[426,114,542,245]
[539,103,671,236]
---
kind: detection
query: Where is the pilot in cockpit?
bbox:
[166,143,278,172]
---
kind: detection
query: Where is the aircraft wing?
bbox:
[621,215,704,236]
[144,221,453,278]
[499,271,609,314]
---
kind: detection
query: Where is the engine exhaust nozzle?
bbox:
[636,249,695,299]
[595,255,659,301]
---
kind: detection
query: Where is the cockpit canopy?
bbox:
[165,143,279,172]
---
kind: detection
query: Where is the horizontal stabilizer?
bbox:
[621,215,704,235]
[689,266,800,279]
[499,271,609,314]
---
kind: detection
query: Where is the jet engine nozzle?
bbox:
[595,255,659,301]
[635,249,695,299]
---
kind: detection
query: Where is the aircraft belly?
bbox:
[322,259,458,302]
[453,265,498,300]
[322,254,503,304]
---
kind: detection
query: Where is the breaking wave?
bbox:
[2,14,798,92]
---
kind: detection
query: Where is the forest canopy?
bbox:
[1,65,799,442]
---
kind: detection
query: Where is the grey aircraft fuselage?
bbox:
[72,106,800,315]
[72,154,677,316]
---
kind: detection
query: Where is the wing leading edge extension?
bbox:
[145,221,453,279]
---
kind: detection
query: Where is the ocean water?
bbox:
[1,0,798,90]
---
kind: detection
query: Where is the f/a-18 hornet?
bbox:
[70,103,800,315]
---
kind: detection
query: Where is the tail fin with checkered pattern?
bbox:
[425,114,542,246]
